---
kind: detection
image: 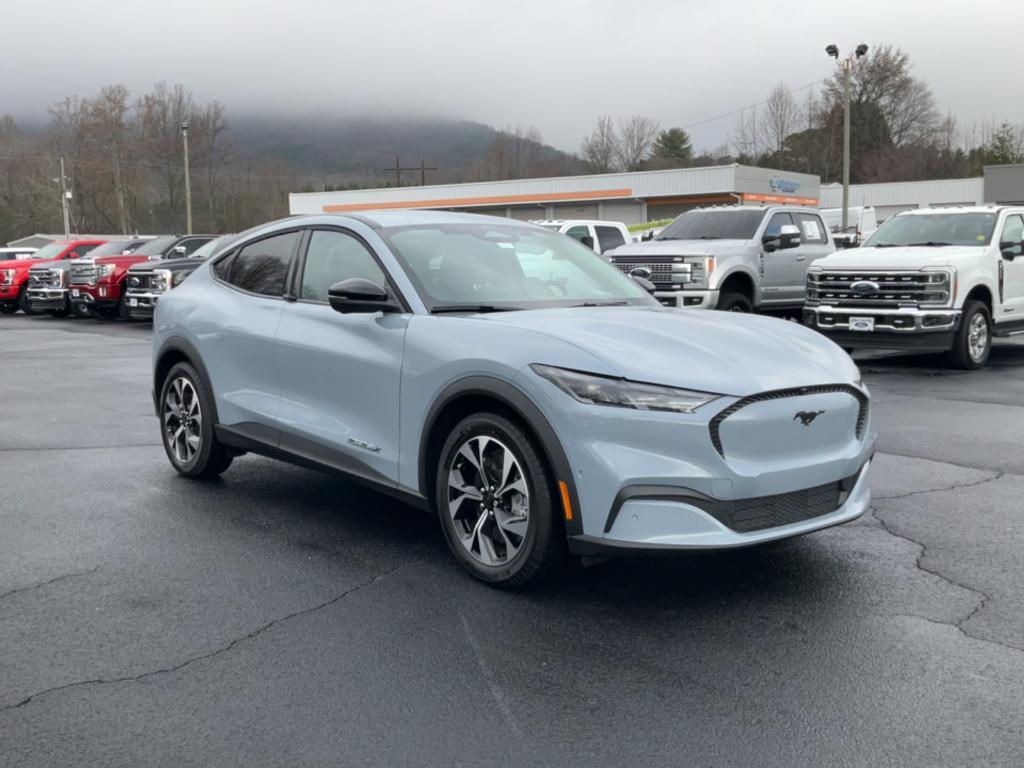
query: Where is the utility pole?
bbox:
[826,43,868,236]
[59,156,71,239]
[181,120,193,234]
[389,155,438,187]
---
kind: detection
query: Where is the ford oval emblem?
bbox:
[850,280,879,296]
[629,266,652,280]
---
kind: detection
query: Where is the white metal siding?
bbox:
[820,179,985,209]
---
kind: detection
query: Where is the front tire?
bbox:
[17,285,35,315]
[716,291,753,313]
[947,300,990,370]
[435,413,564,588]
[0,303,16,315]
[159,362,233,479]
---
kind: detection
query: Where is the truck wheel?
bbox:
[159,362,234,479]
[71,302,92,318]
[435,412,565,588]
[118,291,130,321]
[716,292,753,313]
[0,304,16,315]
[17,286,36,315]
[947,300,991,370]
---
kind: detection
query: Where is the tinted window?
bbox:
[300,230,386,302]
[764,212,794,238]
[226,232,299,296]
[85,240,146,259]
[73,243,98,257]
[595,226,626,253]
[657,209,766,241]
[133,236,179,257]
[179,238,211,256]
[795,213,827,244]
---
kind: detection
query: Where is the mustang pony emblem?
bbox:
[793,410,825,426]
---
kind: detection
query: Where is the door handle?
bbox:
[795,256,807,261]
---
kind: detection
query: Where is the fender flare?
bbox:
[153,335,218,423]
[418,375,582,536]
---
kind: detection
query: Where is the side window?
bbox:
[564,225,590,244]
[764,212,793,238]
[76,243,98,257]
[180,238,209,256]
[213,251,235,280]
[595,225,626,254]
[300,229,386,302]
[225,231,299,297]
[795,213,827,244]
[1002,215,1024,256]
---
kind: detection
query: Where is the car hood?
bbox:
[128,256,205,272]
[815,245,986,270]
[477,306,857,396]
[608,239,749,257]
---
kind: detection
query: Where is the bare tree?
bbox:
[731,106,761,159]
[87,85,134,234]
[614,115,659,171]
[760,82,800,154]
[472,126,547,181]
[581,115,617,173]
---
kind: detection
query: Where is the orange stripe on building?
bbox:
[741,193,820,206]
[322,188,634,213]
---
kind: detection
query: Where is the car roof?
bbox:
[263,210,543,231]
[894,206,1012,216]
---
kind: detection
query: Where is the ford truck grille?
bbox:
[127,271,155,291]
[29,269,62,289]
[70,263,97,286]
[807,271,950,308]
[611,256,694,288]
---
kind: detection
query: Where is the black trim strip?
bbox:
[709,384,869,458]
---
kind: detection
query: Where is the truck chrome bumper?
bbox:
[27,288,67,301]
[125,291,162,309]
[653,289,718,309]
[804,305,961,333]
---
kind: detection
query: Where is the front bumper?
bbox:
[70,287,116,308]
[124,291,161,317]
[804,305,960,350]
[27,288,68,310]
[653,289,718,309]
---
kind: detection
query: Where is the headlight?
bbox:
[152,269,173,290]
[531,364,720,413]
[921,267,955,305]
[681,256,715,289]
[0,269,13,285]
[99,263,117,279]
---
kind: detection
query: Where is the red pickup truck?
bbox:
[69,234,213,319]
[0,239,106,315]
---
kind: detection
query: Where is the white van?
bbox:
[820,206,878,248]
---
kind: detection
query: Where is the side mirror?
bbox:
[762,224,802,252]
[631,275,656,295]
[327,278,398,314]
[67,251,80,260]
[1000,240,1023,260]
[579,235,595,251]
[172,245,187,256]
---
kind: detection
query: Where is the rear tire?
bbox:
[947,300,990,370]
[159,362,234,479]
[72,302,92,318]
[716,291,753,313]
[0,303,16,315]
[435,412,565,588]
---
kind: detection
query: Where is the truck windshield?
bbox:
[86,240,145,259]
[381,222,653,311]
[133,236,179,257]
[656,209,766,241]
[864,213,997,248]
[24,242,67,261]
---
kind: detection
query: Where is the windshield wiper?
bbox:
[907,241,952,247]
[569,301,631,308]
[431,304,520,314]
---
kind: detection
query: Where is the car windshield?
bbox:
[25,242,67,261]
[864,212,998,248]
[87,240,144,258]
[381,222,654,311]
[133,236,179,257]
[656,209,766,241]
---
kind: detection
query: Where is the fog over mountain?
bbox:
[2,0,1021,153]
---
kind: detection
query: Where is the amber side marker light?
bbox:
[559,481,574,521]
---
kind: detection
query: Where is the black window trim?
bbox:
[289,225,412,313]
[210,228,306,300]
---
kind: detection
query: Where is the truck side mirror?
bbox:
[1000,240,1023,260]
[67,251,80,260]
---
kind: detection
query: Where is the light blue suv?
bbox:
[152,211,875,587]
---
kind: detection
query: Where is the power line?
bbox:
[680,77,830,133]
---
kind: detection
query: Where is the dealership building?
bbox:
[288,162,1024,227]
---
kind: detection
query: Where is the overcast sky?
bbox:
[2,0,1019,152]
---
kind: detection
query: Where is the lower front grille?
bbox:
[723,479,846,532]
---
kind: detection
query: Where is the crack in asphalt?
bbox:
[876,450,1023,478]
[873,471,1005,501]
[0,567,99,601]
[868,504,1023,655]
[0,444,163,453]
[0,556,427,714]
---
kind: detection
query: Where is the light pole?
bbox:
[826,43,868,235]
[181,119,193,235]
[58,156,71,239]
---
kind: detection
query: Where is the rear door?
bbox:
[203,229,301,432]
[997,213,1024,323]
[274,226,408,485]
[793,210,833,287]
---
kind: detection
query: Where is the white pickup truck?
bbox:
[804,206,1024,369]
[531,219,631,255]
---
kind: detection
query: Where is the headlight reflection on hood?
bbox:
[531,364,721,413]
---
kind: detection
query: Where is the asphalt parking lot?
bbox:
[2,314,1023,768]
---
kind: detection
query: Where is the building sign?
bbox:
[770,176,801,194]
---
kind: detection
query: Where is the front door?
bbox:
[275,227,408,486]
[997,213,1024,324]
[760,212,803,304]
